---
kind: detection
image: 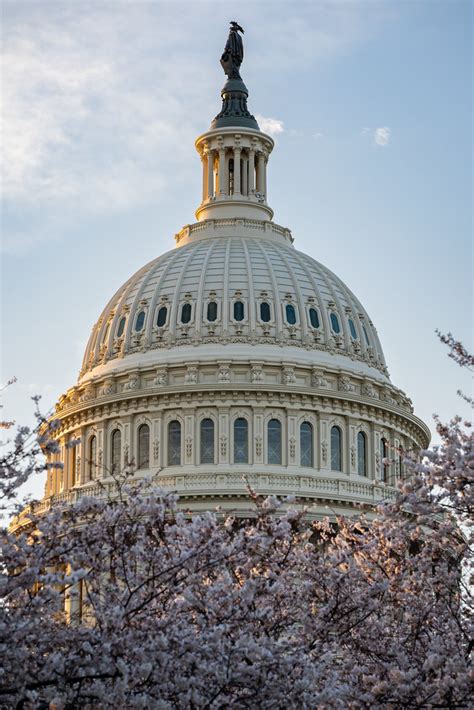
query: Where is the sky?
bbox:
[1,0,472,495]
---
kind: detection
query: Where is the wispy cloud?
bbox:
[256,114,284,136]
[374,126,391,147]
[312,132,324,140]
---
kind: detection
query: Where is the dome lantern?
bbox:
[194,22,274,223]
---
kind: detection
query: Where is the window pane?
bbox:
[380,438,388,481]
[135,311,145,332]
[268,419,282,464]
[234,418,248,463]
[168,421,181,466]
[138,424,150,469]
[309,308,320,328]
[111,429,121,473]
[286,304,297,325]
[331,426,341,471]
[157,306,167,327]
[330,313,340,334]
[234,301,244,321]
[363,326,370,347]
[181,303,191,324]
[349,319,358,340]
[207,301,217,322]
[102,323,110,344]
[260,302,271,322]
[200,418,214,464]
[117,316,126,337]
[357,432,366,475]
[89,436,97,480]
[300,422,313,467]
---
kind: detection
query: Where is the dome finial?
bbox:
[211,22,259,130]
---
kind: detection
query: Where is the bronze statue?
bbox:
[220,21,245,80]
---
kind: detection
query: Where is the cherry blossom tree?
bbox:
[0,339,472,708]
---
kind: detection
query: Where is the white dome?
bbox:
[80,220,388,385]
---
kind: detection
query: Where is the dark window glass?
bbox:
[330,312,340,334]
[71,445,76,486]
[200,418,215,464]
[357,432,366,476]
[181,303,192,324]
[88,436,97,481]
[309,307,320,328]
[138,424,150,469]
[331,426,342,471]
[286,304,297,325]
[111,429,121,473]
[234,418,248,463]
[168,421,181,466]
[207,301,218,322]
[157,306,167,327]
[300,422,313,467]
[268,419,282,464]
[349,319,358,340]
[117,316,126,338]
[260,302,271,322]
[380,438,388,482]
[234,300,244,321]
[102,323,110,344]
[135,311,146,332]
[363,326,370,347]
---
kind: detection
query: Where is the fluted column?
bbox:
[218,148,227,195]
[248,149,255,194]
[242,153,248,195]
[233,147,241,195]
[257,152,265,195]
[201,153,207,202]
[207,150,214,199]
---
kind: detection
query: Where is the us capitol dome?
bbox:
[39,23,429,520]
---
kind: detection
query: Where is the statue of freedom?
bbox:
[220,21,245,80]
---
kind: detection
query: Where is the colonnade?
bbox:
[201,144,268,201]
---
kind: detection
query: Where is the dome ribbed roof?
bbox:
[80,232,388,383]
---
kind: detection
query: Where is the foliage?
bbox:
[0,340,472,709]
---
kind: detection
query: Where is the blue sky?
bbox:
[1,1,472,472]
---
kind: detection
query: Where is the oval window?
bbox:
[157,306,167,327]
[349,318,358,340]
[260,302,271,322]
[135,311,145,332]
[330,312,340,334]
[285,304,297,325]
[117,316,126,338]
[234,301,244,322]
[181,303,192,324]
[309,308,320,329]
[207,301,217,322]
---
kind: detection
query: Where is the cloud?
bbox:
[360,126,370,135]
[374,126,391,146]
[255,115,284,136]
[312,132,324,140]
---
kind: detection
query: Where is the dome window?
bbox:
[207,301,218,322]
[200,418,215,464]
[300,422,313,467]
[88,435,97,481]
[260,302,271,323]
[309,307,320,329]
[168,421,181,466]
[233,418,248,464]
[135,311,146,332]
[137,424,150,469]
[111,429,121,473]
[157,306,168,328]
[116,316,126,338]
[363,326,370,347]
[349,318,358,340]
[267,419,282,464]
[380,437,389,482]
[330,312,340,334]
[102,323,110,344]
[233,300,245,322]
[181,303,192,324]
[331,426,342,471]
[285,304,297,325]
[357,431,367,476]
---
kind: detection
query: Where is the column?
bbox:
[263,153,268,198]
[218,148,227,195]
[201,154,207,202]
[257,152,265,194]
[233,147,241,196]
[242,154,248,196]
[248,149,255,194]
[207,150,214,199]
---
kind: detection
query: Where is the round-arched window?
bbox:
[233,418,248,464]
[168,421,181,466]
[116,316,126,338]
[135,311,146,332]
[207,301,218,322]
[137,424,150,470]
[234,301,244,321]
[357,431,367,476]
[181,303,192,324]
[331,426,342,471]
[300,422,313,467]
[267,419,282,464]
[157,306,168,328]
[285,304,297,325]
[348,319,358,340]
[111,429,121,474]
[330,313,340,334]
[260,302,271,322]
[309,308,320,329]
[200,418,215,464]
